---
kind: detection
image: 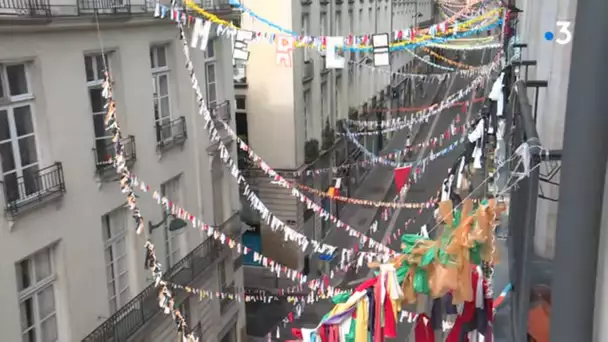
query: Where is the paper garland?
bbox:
[183,0,503,53]
[343,55,500,131]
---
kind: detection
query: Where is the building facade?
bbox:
[235,0,433,277]
[0,2,246,342]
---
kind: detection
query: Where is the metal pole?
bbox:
[550,0,608,339]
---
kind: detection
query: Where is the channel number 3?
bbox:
[555,21,573,45]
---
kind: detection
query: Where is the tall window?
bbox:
[303,90,311,141]
[204,40,218,109]
[161,175,184,266]
[320,12,327,37]
[102,208,131,314]
[335,11,342,35]
[301,14,310,61]
[348,10,353,34]
[217,258,226,289]
[17,246,58,342]
[320,82,328,123]
[0,63,40,204]
[335,76,342,122]
[84,54,113,164]
[150,46,172,143]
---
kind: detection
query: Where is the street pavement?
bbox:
[265,48,498,340]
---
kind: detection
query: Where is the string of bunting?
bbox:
[343,54,500,131]
[153,6,492,80]
[182,0,496,50]
[293,114,475,177]
[103,74,202,340]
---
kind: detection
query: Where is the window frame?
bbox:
[150,46,174,144]
[205,62,218,109]
[301,14,310,61]
[84,53,114,163]
[102,209,131,314]
[17,246,59,342]
[161,175,185,267]
[0,62,41,204]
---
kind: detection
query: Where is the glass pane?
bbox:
[7,64,28,96]
[41,314,58,342]
[93,114,107,139]
[21,165,40,197]
[107,281,116,297]
[95,138,112,163]
[208,85,217,105]
[158,74,168,96]
[89,88,104,113]
[14,106,34,137]
[0,70,4,98]
[157,46,167,67]
[115,238,126,255]
[236,98,245,110]
[22,330,35,342]
[116,255,127,275]
[119,287,130,305]
[4,172,18,202]
[118,272,128,290]
[206,64,215,83]
[19,298,35,331]
[95,55,106,79]
[108,298,117,314]
[149,48,155,68]
[16,259,31,291]
[153,98,160,121]
[104,247,113,265]
[34,250,52,281]
[160,97,170,119]
[18,136,38,166]
[206,41,214,58]
[152,77,157,97]
[0,141,16,172]
[37,285,55,318]
[84,56,94,82]
[0,110,10,141]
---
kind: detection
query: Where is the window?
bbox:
[348,10,353,36]
[205,62,218,108]
[368,8,373,24]
[205,40,215,60]
[321,82,328,122]
[320,12,327,37]
[217,258,227,288]
[102,208,131,314]
[302,14,310,61]
[303,90,311,141]
[358,9,363,34]
[150,46,173,143]
[161,175,184,266]
[335,11,341,35]
[84,53,113,163]
[336,76,342,121]
[235,97,246,111]
[0,63,41,204]
[16,246,58,342]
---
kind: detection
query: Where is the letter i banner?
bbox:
[394,166,413,193]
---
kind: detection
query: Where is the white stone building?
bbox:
[0,1,246,342]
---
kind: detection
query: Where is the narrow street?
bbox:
[262,48,498,340]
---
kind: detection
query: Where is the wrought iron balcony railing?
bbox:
[82,235,222,342]
[210,100,231,123]
[93,135,136,178]
[0,0,236,18]
[2,162,66,216]
[155,116,187,152]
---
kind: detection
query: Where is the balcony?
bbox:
[0,0,237,19]
[93,135,136,180]
[207,101,235,153]
[81,235,222,342]
[303,60,314,83]
[2,162,66,217]
[155,116,187,153]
